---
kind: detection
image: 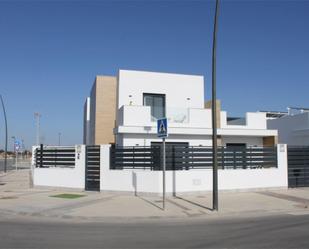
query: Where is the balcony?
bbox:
[117,105,212,128]
[116,105,276,137]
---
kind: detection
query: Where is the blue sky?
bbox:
[0,0,308,149]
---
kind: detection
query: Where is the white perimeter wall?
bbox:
[33,145,86,189]
[100,145,288,193]
[33,144,288,193]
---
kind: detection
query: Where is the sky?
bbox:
[0,0,308,150]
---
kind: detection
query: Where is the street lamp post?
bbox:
[34,112,41,145]
[211,0,220,211]
[0,95,8,173]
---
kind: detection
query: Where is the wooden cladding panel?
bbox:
[94,76,117,145]
[263,136,278,146]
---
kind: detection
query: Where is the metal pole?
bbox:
[34,112,41,146]
[211,0,220,211]
[0,95,8,173]
[15,150,17,171]
[162,137,166,210]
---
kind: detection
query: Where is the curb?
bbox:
[0,205,308,224]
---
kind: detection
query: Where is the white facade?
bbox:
[268,112,309,146]
[115,69,277,147]
[117,70,204,110]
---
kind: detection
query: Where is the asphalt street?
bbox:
[0,214,309,249]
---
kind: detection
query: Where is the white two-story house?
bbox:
[84,69,278,148]
[33,69,285,193]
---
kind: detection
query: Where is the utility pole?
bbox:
[211,0,220,211]
[34,112,41,146]
[0,95,8,173]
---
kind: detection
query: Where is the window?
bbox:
[143,93,165,120]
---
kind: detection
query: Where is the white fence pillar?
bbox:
[277,144,288,187]
[100,144,111,190]
[76,144,86,189]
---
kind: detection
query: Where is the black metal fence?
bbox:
[110,146,277,170]
[288,146,309,187]
[35,146,76,168]
[110,146,160,170]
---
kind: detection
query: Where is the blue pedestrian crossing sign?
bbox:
[14,140,21,152]
[157,118,168,138]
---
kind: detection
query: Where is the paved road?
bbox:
[0,214,309,248]
[0,159,30,172]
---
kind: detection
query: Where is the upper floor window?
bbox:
[143,93,165,121]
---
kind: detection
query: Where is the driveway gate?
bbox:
[288,146,309,187]
[85,145,100,191]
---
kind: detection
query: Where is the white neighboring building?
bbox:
[84,69,278,147]
[267,108,309,146]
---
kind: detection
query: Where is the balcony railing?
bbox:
[119,105,211,127]
[156,107,189,124]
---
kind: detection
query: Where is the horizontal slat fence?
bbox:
[35,146,76,168]
[110,146,277,170]
[110,146,161,170]
[288,146,309,187]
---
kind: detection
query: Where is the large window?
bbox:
[143,93,165,120]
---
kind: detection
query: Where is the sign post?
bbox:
[157,118,168,210]
[14,140,21,171]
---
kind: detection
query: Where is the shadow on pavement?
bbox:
[174,195,213,211]
[136,195,164,211]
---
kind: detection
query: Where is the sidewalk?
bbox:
[0,169,309,221]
